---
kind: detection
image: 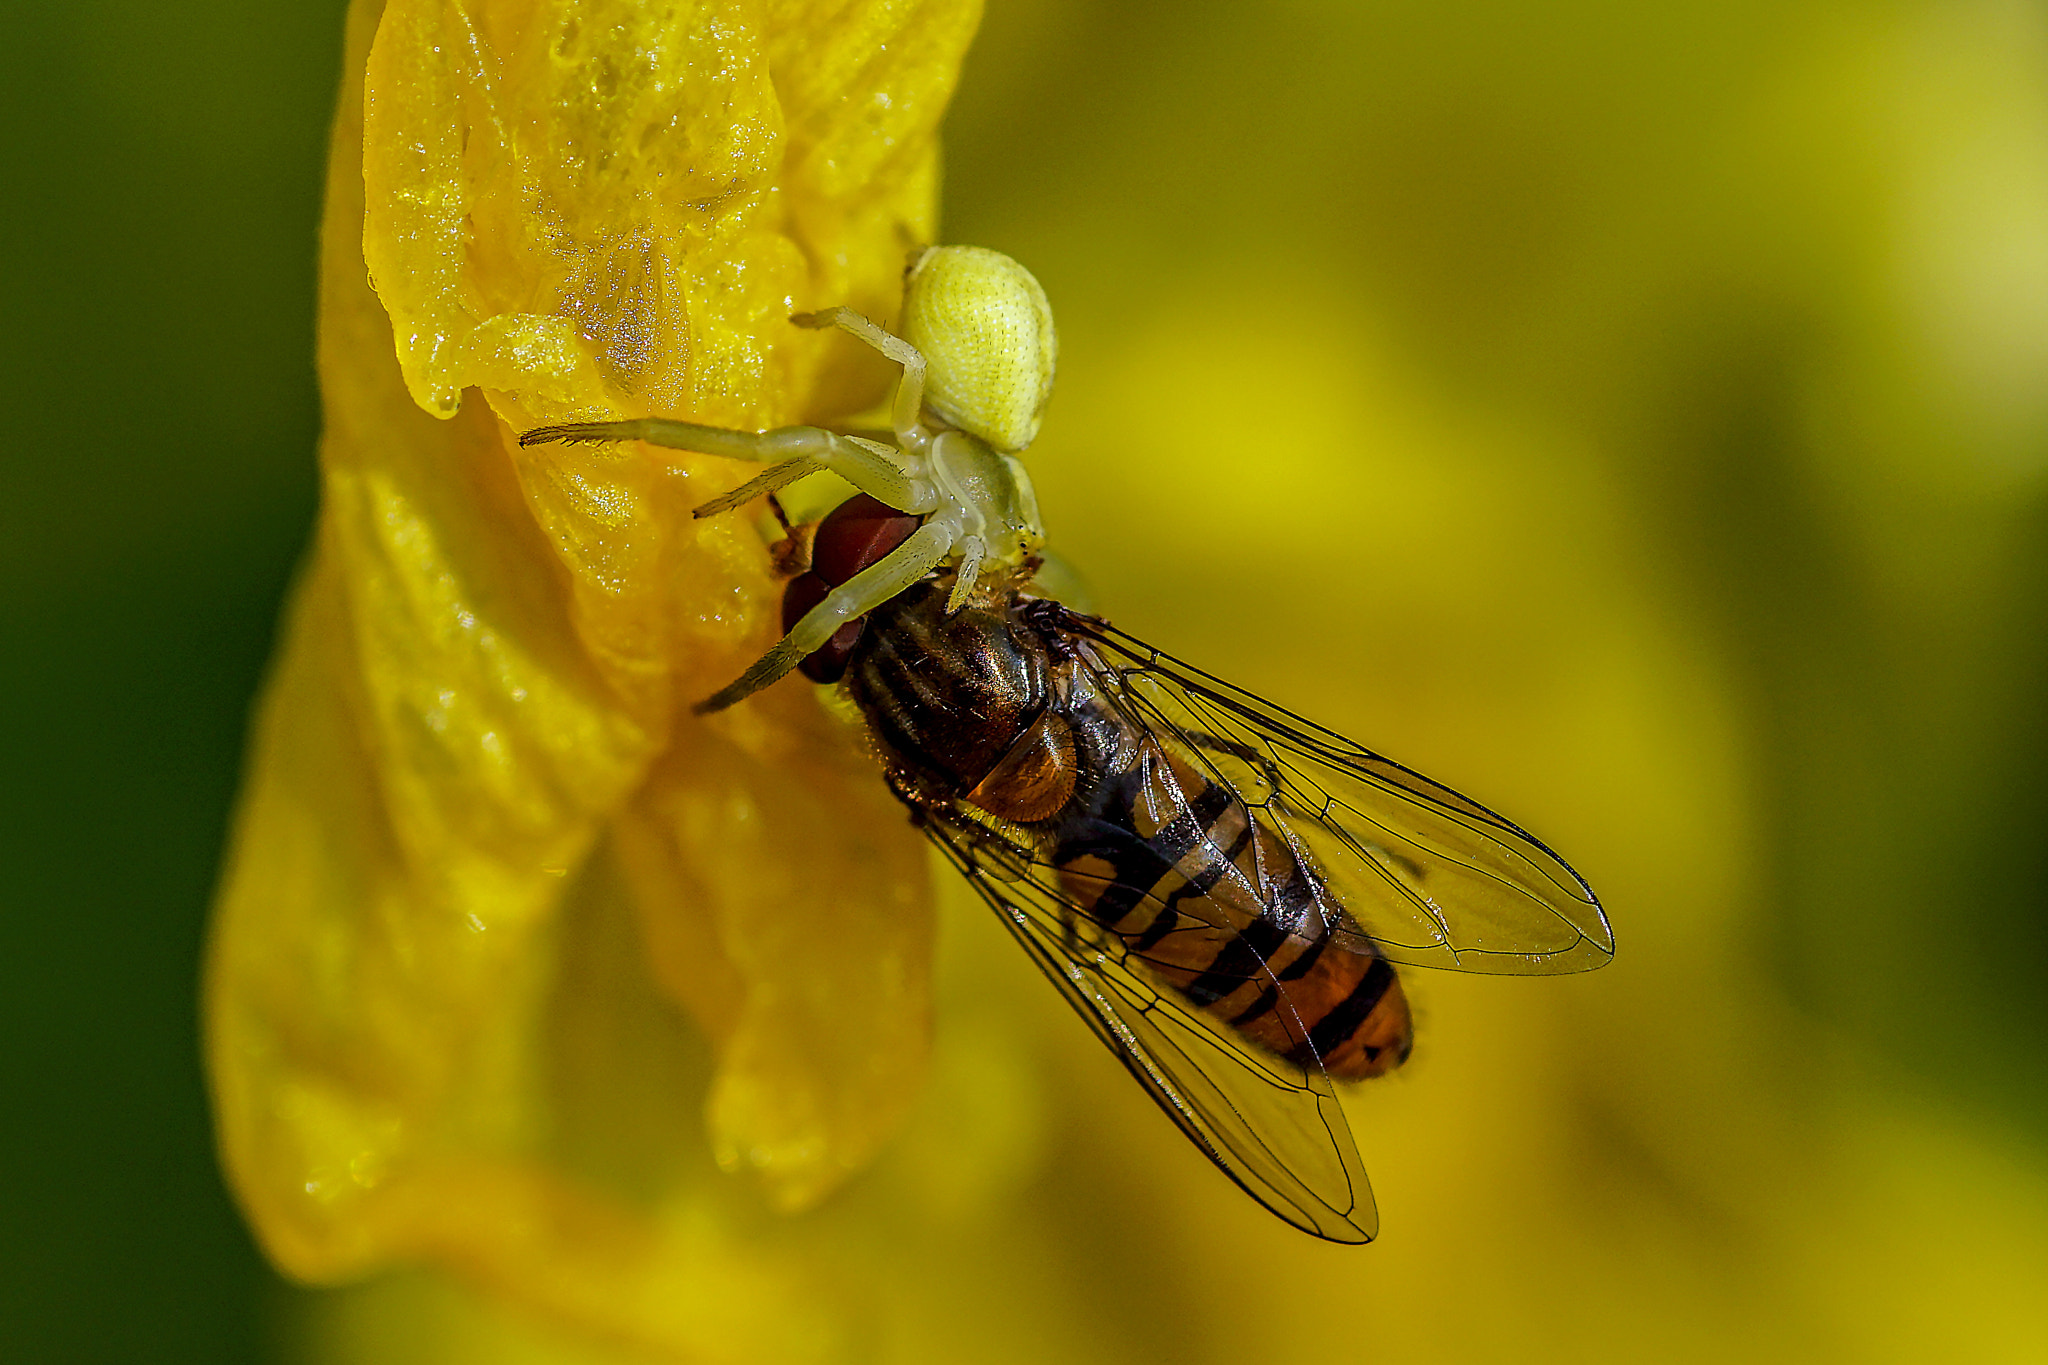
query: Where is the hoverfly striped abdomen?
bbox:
[1049,697,1414,1081]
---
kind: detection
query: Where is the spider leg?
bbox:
[521,419,937,517]
[944,535,986,613]
[790,306,928,450]
[690,455,825,517]
[694,518,957,714]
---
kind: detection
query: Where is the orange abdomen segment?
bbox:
[1055,749,1414,1080]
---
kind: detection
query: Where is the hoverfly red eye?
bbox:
[781,571,830,633]
[782,570,867,683]
[789,493,924,685]
[811,493,925,587]
[797,621,867,684]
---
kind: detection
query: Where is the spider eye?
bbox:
[901,246,1057,453]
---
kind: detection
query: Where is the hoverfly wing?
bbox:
[1065,616,1613,976]
[920,808,1380,1244]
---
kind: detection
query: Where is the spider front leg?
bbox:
[520,418,937,519]
[789,306,928,451]
[693,516,959,714]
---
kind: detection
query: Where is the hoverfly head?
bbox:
[902,245,1057,454]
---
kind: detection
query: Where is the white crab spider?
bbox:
[521,246,1056,713]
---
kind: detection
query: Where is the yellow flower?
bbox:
[208,0,978,1355]
[211,2,2048,1361]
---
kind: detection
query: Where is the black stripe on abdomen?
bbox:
[1133,815,1255,952]
[1181,917,1291,1007]
[1283,957,1395,1068]
[1054,769,1236,935]
[1229,983,1281,1026]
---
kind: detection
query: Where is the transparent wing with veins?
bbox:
[919,808,1380,1244]
[1063,611,1613,976]
[902,606,1609,1243]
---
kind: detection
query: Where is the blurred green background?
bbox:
[2,1,344,1359]
[5,0,2047,1360]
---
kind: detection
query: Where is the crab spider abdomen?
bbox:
[902,246,1057,454]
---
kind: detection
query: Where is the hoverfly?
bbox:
[524,246,1613,1243]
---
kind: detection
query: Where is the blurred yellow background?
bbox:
[5,1,2047,1362]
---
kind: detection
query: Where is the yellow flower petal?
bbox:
[207,0,978,1344]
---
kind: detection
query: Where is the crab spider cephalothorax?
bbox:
[521,245,1057,714]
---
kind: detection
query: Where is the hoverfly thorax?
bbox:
[844,582,1075,823]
